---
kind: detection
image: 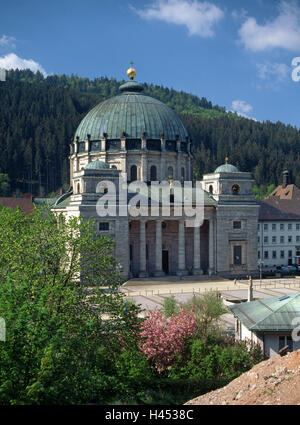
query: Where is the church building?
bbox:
[52,66,259,279]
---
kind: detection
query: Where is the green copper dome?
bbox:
[74,81,188,142]
[215,163,239,173]
[85,160,110,170]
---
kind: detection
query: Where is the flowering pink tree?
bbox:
[140,308,197,373]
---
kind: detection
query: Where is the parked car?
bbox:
[278,265,297,274]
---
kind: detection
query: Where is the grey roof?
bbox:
[259,198,300,221]
[74,82,188,142]
[215,163,239,173]
[229,293,300,332]
[53,190,73,208]
[52,186,215,210]
[85,160,110,170]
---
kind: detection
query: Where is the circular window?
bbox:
[232,184,240,194]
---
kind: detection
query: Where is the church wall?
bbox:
[216,206,259,277]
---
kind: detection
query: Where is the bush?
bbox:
[170,335,263,381]
[162,296,179,318]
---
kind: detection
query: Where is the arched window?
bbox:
[150,165,157,181]
[111,165,117,170]
[167,166,173,180]
[209,185,213,194]
[77,182,80,194]
[130,165,137,182]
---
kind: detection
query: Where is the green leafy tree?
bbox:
[0,206,141,404]
[183,292,228,337]
[162,295,179,318]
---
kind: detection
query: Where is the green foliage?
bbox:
[162,295,179,318]
[183,292,228,337]
[253,183,276,199]
[1,69,300,196]
[0,206,142,404]
[170,334,263,381]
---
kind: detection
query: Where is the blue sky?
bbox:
[0,0,300,127]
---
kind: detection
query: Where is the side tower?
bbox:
[54,159,130,278]
[202,160,259,278]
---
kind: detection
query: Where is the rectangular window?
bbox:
[280,223,284,231]
[287,336,293,350]
[279,336,293,351]
[279,336,285,351]
[280,250,284,259]
[288,250,292,258]
[258,236,260,243]
[297,236,300,243]
[272,250,277,259]
[233,221,242,229]
[264,251,269,259]
[280,236,284,244]
[99,222,109,231]
[272,223,276,231]
[233,245,242,265]
[288,236,292,243]
[297,224,300,231]
[288,223,292,230]
[264,223,268,231]
[264,236,268,243]
[258,250,261,259]
[272,236,276,244]
[258,223,260,231]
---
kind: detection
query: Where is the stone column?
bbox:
[141,153,147,182]
[139,220,148,277]
[177,220,188,276]
[154,220,164,277]
[193,225,203,275]
[208,219,215,275]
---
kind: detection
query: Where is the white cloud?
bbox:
[133,0,224,37]
[231,100,253,117]
[238,1,300,51]
[257,62,289,82]
[0,35,16,49]
[0,53,47,76]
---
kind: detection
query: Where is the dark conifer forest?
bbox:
[0,69,299,196]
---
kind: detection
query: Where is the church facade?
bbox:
[53,67,259,279]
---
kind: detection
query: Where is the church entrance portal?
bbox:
[162,250,169,274]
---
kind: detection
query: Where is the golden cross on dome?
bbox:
[225,156,229,163]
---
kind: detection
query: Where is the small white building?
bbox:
[229,293,300,358]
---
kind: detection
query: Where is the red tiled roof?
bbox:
[0,197,34,215]
[267,184,300,200]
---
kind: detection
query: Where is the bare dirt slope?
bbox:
[186,349,300,405]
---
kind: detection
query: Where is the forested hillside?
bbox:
[0,69,299,196]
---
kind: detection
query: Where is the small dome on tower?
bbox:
[215,157,239,173]
[85,160,110,170]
